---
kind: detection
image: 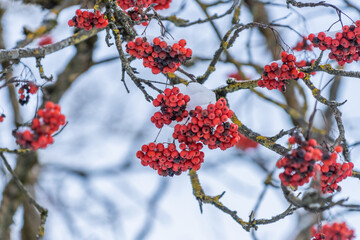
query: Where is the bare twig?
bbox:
[0,153,48,240]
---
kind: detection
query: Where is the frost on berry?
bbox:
[68,10,108,31]
[151,87,190,128]
[311,222,355,240]
[309,21,360,66]
[13,101,66,150]
[17,81,38,105]
[258,51,306,91]
[125,37,192,74]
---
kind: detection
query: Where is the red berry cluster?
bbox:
[258,51,306,91]
[116,0,171,11]
[151,87,190,128]
[0,114,5,122]
[18,81,38,106]
[277,131,353,191]
[151,0,172,10]
[68,10,108,31]
[315,145,354,194]
[173,98,240,151]
[277,132,320,187]
[308,21,360,66]
[137,87,241,176]
[292,36,313,51]
[117,0,150,9]
[126,7,149,26]
[311,222,355,240]
[125,37,192,74]
[13,101,66,150]
[235,133,258,151]
[136,142,204,177]
[38,36,53,46]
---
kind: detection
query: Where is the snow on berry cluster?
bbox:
[136,85,241,177]
[258,51,306,91]
[68,9,108,31]
[311,222,355,240]
[117,0,172,11]
[276,131,353,192]
[126,37,192,74]
[13,101,66,150]
[308,21,360,66]
[151,87,190,128]
[18,81,38,106]
[173,99,240,151]
[292,36,314,52]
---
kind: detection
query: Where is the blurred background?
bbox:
[1,0,360,239]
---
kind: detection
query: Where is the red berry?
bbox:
[179,39,186,47]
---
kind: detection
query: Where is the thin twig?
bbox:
[0,152,48,240]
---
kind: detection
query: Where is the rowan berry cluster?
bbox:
[117,0,150,10]
[68,10,108,31]
[315,146,354,194]
[136,141,204,177]
[235,133,259,151]
[308,21,360,66]
[292,36,313,51]
[137,87,241,176]
[277,131,352,190]
[13,101,66,150]
[126,7,149,25]
[258,51,306,91]
[17,81,38,106]
[125,37,192,74]
[311,222,355,240]
[151,87,190,128]
[0,114,5,122]
[173,98,240,151]
[276,132,319,187]
[117,0,172,11]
